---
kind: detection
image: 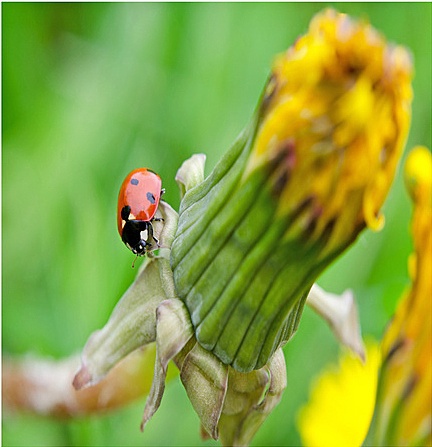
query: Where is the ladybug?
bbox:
[117,168,164,257]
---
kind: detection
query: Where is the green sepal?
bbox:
[178,342,229,440]
[141,298,193,430]
[219,349,287,446]
[73,257,168,389]
[175,153,207,199]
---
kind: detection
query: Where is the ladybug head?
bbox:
[129,238,149,268]
[131,240,147,256]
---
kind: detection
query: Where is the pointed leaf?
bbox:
[307,284,365,361]
[175,153,207,198]
[73,259,167,389]
[180,342,228,440]
[141,298,193,430]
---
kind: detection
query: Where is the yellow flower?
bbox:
[297,147,432,446]
[248,9,412,255]
[297,342,381,447]
[374,146,432,445]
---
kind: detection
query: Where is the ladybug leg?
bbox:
[135,220,159,249]
[145,221,160,247]
[129,220,159,252]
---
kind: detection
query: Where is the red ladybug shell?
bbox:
[117,168,162,235]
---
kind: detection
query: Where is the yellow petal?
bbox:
[297,342,381,447]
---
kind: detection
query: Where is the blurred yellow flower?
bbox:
[297,147,432,446]
[375,146,432,446]
[297,343,381,447]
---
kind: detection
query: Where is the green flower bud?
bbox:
[171,9,412,373]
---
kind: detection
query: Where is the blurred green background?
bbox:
[2,3,431,446]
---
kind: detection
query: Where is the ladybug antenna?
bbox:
[131,254,139,269]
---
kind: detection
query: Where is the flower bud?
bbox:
[171,9,413,372]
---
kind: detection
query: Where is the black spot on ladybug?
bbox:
[130,178,139,186]
[121,205,131,221]
[146,192,156,204]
